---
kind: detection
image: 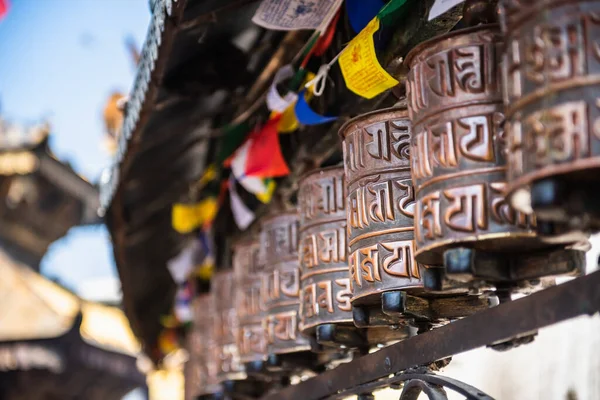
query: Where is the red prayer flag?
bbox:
[0,0,9,21]
[244,115,290,178]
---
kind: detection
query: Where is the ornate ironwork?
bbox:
[263,270,600,400]
[261,212,312,355]
[499,0,600,232]
[233,239,268,365]
[329,370,494,400]
[212,270,246,382]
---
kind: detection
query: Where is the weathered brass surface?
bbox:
[339,107,423,305]
[297,166,353,334]
[405,24,545,266]
[233,239,267,364]
[261,212,311,355]
[212,270,245,382]
[499,0,600,216]
[187,295,219,397]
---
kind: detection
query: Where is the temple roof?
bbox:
[0,249,140,356]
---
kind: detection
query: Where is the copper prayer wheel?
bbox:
[261,212,312,355]
[186,295,220,398]
[339,107,423,304]
[212,270,245,383]
[297,166,357,340]
[499,0,600,231]
[404,24,546,266]
[233,239,268,366]
[404,24,585,287]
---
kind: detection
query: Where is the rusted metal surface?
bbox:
[405,24,550,266]
[499,0,600,221]
[339,108,423,305]
[297,166,353,334]
[261,212,311,355]
[187,295,220,398]
[263,270,600,400]
[212,270,246,382]
[233,239,268,365]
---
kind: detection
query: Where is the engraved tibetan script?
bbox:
[300,227,347,268]
[348,240,420,288]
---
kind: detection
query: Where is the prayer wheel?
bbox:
[212,270,246,383]
[298,166,353,333]
[499,0,600,233]
[340,107,423,302]
[261,212,312,356]
[298,166,418,346]
[233,239,268,370]
[187,295,220,398]
[405,24,585,286]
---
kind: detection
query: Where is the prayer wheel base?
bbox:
[527,176,600,235]
[437,247,585,291]
[352,291,490,329]
[312,323,416,349]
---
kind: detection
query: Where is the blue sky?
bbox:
[0,0,150,295]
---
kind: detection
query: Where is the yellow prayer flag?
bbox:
[194,260,214,281]
[256,179,277,204]
[278,102,299,133]
[171,197,218,234]
[339,18,399,99]
[198,164,217,189]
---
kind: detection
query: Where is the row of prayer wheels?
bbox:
[186,0,600,396]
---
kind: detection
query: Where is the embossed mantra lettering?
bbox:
[347,177,414,232]
[344,120,411,178]
[408,41,500,122]
[411,112,504,184]
[415,182,533,244]
[348,240,420,288]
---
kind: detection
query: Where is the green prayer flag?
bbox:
[215,122,250,165]
[377,0,411,26]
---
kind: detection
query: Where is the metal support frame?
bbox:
[264,270,600,400]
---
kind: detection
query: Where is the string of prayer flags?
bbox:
[294,90,337,125]
[251,0,343,34]
[171,197,218,234]
[339,17,399,99]
[229,177,256,230]
[267,65,298,113]
[346,0,386,33]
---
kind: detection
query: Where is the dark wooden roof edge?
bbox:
[99,0,186,212]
